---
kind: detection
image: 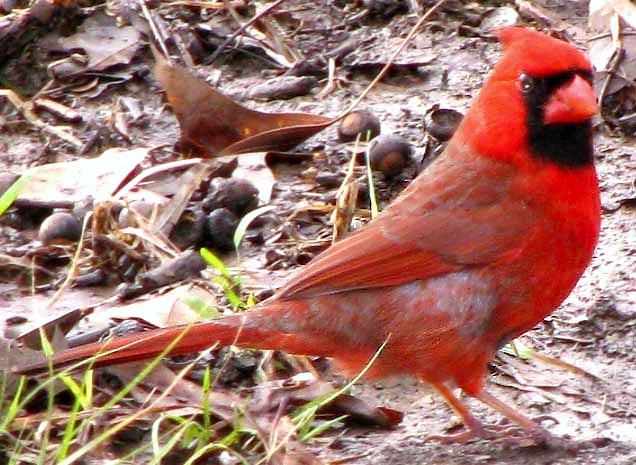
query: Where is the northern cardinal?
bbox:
[16,27,600,443]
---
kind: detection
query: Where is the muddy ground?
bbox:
[1,1,635,464]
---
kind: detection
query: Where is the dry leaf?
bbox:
[87,284,215,329]
[44,12,141,78]
[154,58,335,157]
[17,147,149,207]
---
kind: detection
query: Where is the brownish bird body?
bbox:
[18,28,600,442]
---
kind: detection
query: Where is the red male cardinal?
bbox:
[17,27,600,443]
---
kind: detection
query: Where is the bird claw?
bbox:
[425,429,491,444]
[425,423,496,444]
[425,422,562,448]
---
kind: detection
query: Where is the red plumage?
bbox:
[16,27,600,443]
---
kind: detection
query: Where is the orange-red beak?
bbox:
[543,74,597,125]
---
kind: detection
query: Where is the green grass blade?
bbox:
[301,414,348,442]
[364,143,379,218]
[149,419,188,465]
[0,376,26,431]
[200,248,231,278]
[292,336,390,441]
[233,205,275,250]
[0,171,31,217]
[181,293,221,319]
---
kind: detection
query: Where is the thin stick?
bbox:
[138,0,170,59]
[207,0,289,65]
[337,0,447,119]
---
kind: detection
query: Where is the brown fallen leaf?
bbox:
[14,309,85,350]
[251,374,403,428]
[88,283,216,330]
[154,58,335,157]
[16,147,150,208]
[42,12,142,79]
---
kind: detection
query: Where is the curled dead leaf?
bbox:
[154,58,336,157]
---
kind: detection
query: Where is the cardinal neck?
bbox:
[525,121,593,168]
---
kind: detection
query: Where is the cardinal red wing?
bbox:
[275,155,536,300]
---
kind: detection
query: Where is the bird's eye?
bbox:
[518,73,534,93]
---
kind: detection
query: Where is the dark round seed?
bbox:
[39,212,82,245]
[206,208,239,251]
[427,108,463,141]
[367,134,412,178]
[202,178,259,217]
[338,110,381,143]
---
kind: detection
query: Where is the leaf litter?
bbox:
[0,1,635,464]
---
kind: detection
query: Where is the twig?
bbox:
[206,0,289,65]
[317,57,337,98]
[331,141,359,242]
[597,14,624,124]
[0,89,82,147]
[337,0,447,119]
[137,0,170,60]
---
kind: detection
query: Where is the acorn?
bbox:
[39,212,82,245]
[427,108,463,141]
[367,134,412,178]
[337,110,381,143]
[202,178,259,217]
[206,208,239,251]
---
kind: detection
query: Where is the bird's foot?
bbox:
[425,421,496,444]
[425,428,491,444]
[425,419,563,447]
[426,386,574,447]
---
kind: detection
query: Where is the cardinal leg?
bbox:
[474,389,557,445]
[425,383,494,443]
[427,384,561,446]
